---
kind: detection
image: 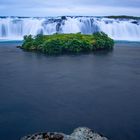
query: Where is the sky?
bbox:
[0,0,140,17]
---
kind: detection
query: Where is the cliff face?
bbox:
[21,127,108,140]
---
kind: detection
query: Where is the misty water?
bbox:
[0,41,140,140]
[0,17,140,41]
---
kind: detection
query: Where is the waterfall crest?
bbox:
[0,16,140,41]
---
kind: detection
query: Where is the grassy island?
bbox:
[21,32,114,55]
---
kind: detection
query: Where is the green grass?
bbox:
[21,32,114,55]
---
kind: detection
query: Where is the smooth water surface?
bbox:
[0,41,140,140]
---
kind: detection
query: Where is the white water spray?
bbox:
[0,17,140,41]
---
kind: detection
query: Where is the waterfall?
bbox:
[0,16,140,41]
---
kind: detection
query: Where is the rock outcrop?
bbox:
[21,127,108,140]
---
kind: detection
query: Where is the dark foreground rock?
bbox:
[21,127,108,140]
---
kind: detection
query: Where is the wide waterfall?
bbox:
[0,16,140,41]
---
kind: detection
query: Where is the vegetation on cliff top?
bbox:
[106,15,140,20]
[21,32,114,55]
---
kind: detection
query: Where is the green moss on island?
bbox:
[21,32,114,55]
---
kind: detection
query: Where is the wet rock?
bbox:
[20,127,108,140]
[56,22,62,33]
[131,21,139,25]
[16,46,21,48]
[61,16,67,20]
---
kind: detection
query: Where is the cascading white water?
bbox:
[0,16,140,41]
[97,18,140,41]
